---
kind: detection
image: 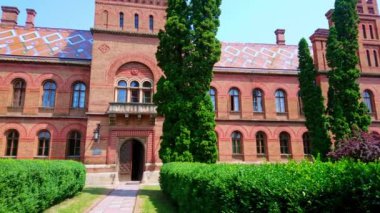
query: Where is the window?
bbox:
[12,79,26,107]
[367,50,372,66]
[229,88,240,112]
[143,81,152,103]
[298,91,304,115]
[231,131,242,154]
[117,80,128,103]
[72,82,86,109]
[374,50,379,67]
[253,89,264,113]
[362,24,367,39]
[303,132,311,155]
[279,132,290,154]
[363,90,375,113]
[368,7,375,14]
[67,131,81,157]
[130,81,140,103]
[135,14,139,30]
[256,131,266,155]
[42,81,56,108]
[149,15,154,32]
[6,130,19,157]
[119,12,124,29]
[38,131,50,156]
[275,90,287,113]
[370,25,374,39]
[210,88,216,111]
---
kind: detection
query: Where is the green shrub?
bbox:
[0,159,86,213]
[160,161,380,212]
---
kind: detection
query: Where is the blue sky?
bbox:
[1,0,339,44]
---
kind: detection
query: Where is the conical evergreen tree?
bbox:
[298,38,331,158]
[326,0,371,141]
[154,0,221,163]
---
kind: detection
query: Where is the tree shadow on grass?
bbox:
[138,187,177,213]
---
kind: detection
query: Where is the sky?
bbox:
[1,0,340,45]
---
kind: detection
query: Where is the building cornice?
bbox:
[0,115,87,119]
[215,119,306,124]
[91,28,159,38]
[213,66,299,76]
[318,70,380,77]
[0,55,91,67]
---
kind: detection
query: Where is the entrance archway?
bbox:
[119,139,145,181]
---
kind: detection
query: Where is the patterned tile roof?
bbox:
[216,42,300,70]
[0,27,301,70]
[0,26,93,60]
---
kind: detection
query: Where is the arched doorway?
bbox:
[119,139,145,181]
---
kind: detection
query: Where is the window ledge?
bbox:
[280,154,292,158]
[34,156,49,159]
[39,107,54,112]
[253,111,265,114]
[276,112,288,115]
[7,106,23,112]
[257,154,266,157]
[1,156,17,159]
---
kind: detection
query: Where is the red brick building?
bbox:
[0,0,379,184]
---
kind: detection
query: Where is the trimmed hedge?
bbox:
[160,161,380,212]
[0,160,86,213]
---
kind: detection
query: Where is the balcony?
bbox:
[107,103,157,115]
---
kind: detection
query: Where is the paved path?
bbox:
[89,184,139,213]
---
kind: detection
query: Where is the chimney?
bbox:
[275,29,286,45]
[1,6,20,27]
[25,9,37,28]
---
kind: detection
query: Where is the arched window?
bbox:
[119,12,124,29]
[149,15,154,32]
[210,88,217,111]
[231,131,242,154]
[103,10,109,28]
[279,132,290,154]
[253,89,264,113]
[67,131,81,157]
[363,90,375,113]
[298,91,304,115]
[363,24,367,39]
[229,88,240,112]
[42,81,56,108]
[38,131,50,156]
[256,131,266,155]
[374,50,379,67]
[12,79,26,107]
[72,82,86,109]
[367,50,372,67]
[303,132,311,155]
[6,130,19,157]
[275,90,287,113]
[117,80,128,103]
[135,14,139,30]
[130,81,140,103]
[143,81,152,103]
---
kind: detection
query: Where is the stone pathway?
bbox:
[89,183,139,213]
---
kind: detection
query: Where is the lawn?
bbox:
[136,185,177,213]
[44,187,111,213]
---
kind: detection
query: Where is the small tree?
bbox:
[326,0,371,141]
[298,38,331,158]
[154,0,221,163]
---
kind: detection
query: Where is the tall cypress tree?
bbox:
[154,0,221,163]
[326,0,371,141]
[298,38,331,158]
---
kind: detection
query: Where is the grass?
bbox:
[44,187,111,213]
[136,185,177,213]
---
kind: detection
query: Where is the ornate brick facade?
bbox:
[1,0,380,182]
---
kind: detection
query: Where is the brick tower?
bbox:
[85,0,167,183]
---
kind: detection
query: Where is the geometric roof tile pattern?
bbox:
[0,26,93,60]
[216,42,300,70]
[0,26,302,70]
